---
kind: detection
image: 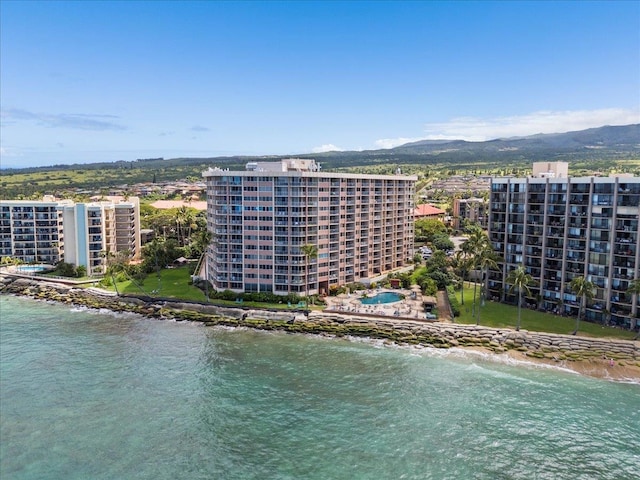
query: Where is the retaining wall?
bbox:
[1,274,637,365]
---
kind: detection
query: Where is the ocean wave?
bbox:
[340,333,590,380]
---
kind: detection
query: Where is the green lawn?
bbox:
[104,270,636,340]
[453,283,637,340]
[115,267,209,302]
[111,266,296,309]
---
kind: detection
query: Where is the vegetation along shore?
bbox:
[2,274,638,383]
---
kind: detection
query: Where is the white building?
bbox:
[0,197,140,275]
[59,197,141,275]
[0,200,62,264]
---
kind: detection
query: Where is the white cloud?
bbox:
[1,108,126,131]
[0,146,22,158]
[374,108,640,148]
[374,137,425,149]
[312,144,343,153]
[422,108,640,142]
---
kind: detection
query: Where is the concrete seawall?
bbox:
[2,274,638,367]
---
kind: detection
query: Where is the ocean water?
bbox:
[1,295,638,480]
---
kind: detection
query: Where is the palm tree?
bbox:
[478,244,500,306]
[506,265,536,331]
[186,214,198,245]
[626,279,640,336]
[200,229,214,300]
[174,206,194,247]
[452,249,472,305]
[301,243,318,310]
[192,228,213,258]
[475,246,501,325]
[626,278,640,300]
[102,250,127,296]
[569,276,596,335]
[463,228,487,316]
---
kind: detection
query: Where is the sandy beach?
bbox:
[500,348,640,383]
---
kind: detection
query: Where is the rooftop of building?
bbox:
[203,159,417,181]
[414,204,446,217]
[492,174,640,184]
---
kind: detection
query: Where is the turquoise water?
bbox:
[15,265,50,273]
[1,295,639,480]
[360,292,403,304]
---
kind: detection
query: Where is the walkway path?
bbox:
[436,290,453,321]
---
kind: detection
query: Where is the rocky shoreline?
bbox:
[2,274,639,382]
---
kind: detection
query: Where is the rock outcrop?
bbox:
[2,274,638,366]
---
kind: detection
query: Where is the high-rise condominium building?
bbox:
[488,162,639,330]
[0,197,140,275]
[0,200,62,264]
[203,159,417,295]
[59,197,141,275]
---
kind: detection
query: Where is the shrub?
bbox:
[420,277,438,296]
[329,286,345,296]
[446,286,461,317]
[75,265,87,278]
[55,261,76,277]
[345,282,367,292]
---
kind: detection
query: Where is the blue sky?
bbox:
[1,1,639,168]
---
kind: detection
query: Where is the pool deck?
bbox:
[324,286,438,321]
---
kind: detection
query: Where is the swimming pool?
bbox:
[15,265,51,273]
[360,292,404,304]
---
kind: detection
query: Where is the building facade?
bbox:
[203,159,416,295]
[59,197,141,275]
[452,197,488,230]
[488,165,640,330]
[0,197,140,275]
[112,197,141,259]
[0,200,62,264]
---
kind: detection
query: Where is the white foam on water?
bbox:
[337,332,636,383]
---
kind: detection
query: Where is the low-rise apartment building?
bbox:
[203,159,416,295]
[488,162,639,330]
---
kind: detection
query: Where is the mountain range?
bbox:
[392,124,639,154]
[304,124,640,168]
[6,124,640,174]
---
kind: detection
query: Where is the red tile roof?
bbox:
[414,204,446,218]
